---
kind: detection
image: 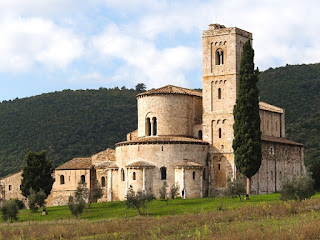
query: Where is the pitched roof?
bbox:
[174,161,205,168]
[126,161,155,168]
[259,101,284,114]
[116,136,209,146]
[137,85,202,98]
[95,161,119,169]
[56,157,92,170]
[261,135,303,146]
[92,148,115,164]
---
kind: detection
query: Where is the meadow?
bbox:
[1,193,320,239]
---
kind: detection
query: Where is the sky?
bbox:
[0,0,320,101]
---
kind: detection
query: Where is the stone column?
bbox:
[142,168,146,191]
[182,167,185,199]
[200,169,203,198]
[107,169,113,202]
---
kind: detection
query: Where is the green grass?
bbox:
[2,193,320,223]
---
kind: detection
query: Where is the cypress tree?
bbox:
[21,150,54,197]
[233,40,262,195]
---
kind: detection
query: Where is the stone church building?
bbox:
[0,24,305,206]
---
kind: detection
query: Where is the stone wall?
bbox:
[116,143,208,200]
[251,141,305,194]
[137,94,202,138]
[0,171,26,202]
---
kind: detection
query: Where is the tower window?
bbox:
[192,171,196,180]
[101,176,106,187]
[146,118,151,136]
[219,128,222,138]
[198,130,203,140]
[218,88,221,99]
[121,169,125,181]
[60,175,65,185]
[81,175,86,184]
[160,167,167,180]
[152,117,157,136]
[216,49,224,65]
[133,172,136,180]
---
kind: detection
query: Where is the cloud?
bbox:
[0,16,83,72]
[91,24,200,88]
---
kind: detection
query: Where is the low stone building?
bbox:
[0,24,305,206]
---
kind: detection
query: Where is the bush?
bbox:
[280,174,315,201]
[68,181,89,218]
[125,187,155,215]
[159,182,168,200]
[169,183,180,199]
[13,199,25,210]
[28,189,47,212]
[1,199,19,222]
[224,177,246,200]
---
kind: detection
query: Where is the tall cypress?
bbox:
[233,40,262,195]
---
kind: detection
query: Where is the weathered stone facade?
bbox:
[0,24,305,205]
[0,171,26,204]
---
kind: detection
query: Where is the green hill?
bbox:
[0,63,319,180]
[0,88,138,177]
[259,63,320,165]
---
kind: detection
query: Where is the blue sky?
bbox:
[0,0,320,101]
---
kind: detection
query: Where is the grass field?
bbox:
[0,193,320,239]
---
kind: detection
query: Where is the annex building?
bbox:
[0,24,305,206]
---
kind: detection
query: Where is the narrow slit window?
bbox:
[192,171,196,180]
[152,117,157,136]
[198,130,203,139]
[60,175,65,185]
[218,88,221,99]
[81,175,85,184]
[121,169,125,181]
[133,172,136,180]
[101,176,106,187]
[219,128,222,138]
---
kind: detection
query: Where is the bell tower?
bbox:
[202,24,252,188]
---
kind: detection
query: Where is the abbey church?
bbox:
[0,24,305,206]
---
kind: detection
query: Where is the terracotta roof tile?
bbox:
[137,85,202,98]
[116,136,208,146]
[126,161,155,168]
[259,101,284,113]
[95,161,119,169]
[56,157,92,170]
[262,135,303,146]
[174,161,205,168]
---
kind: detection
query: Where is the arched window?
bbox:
[218,88,221,99]
[60,175,65,185]
[146,118,151,136]
[121,169,125,181]
[152,117,157,136]
[216,49,224,65]
[101,176,106,187]
[192,171,196,180]
[218,162,221,171]
[133,172,136,180]
[8,185,12,191]
[81,175,85,184]
[198,130,202,140]
[219,128,222,138]
[160,167,167,180]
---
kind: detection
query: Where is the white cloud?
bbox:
[0,16,83,72]
[91,24,200,88]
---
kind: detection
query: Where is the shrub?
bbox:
[280,174,315,201]
[169,183,180,199]
[28,189,47,212]
[68,181,89,218]
[13,199,25,210]
[125,187,155,215]
[159,182,168,200]
[224,177,246,200]
[1,199,19,222]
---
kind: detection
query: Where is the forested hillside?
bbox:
[0,63,319,179]
[0,88,137,177]
[259,63,320,166]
